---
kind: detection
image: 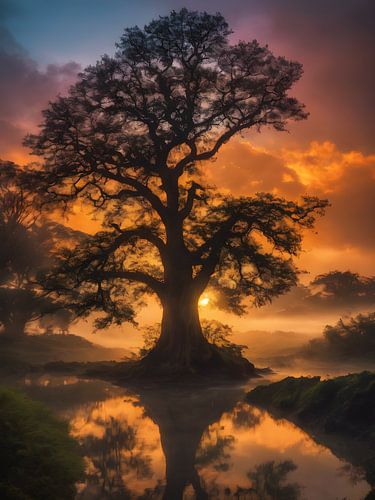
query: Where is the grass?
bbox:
[0,385,84,499]
[247,371,375,438]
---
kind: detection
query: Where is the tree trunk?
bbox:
[148,289,213,370]
[135,386,243,499]
[139,285,256,379]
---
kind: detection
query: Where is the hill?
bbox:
[0,333,132,375]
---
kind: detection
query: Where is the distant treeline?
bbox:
[301,312,375,361]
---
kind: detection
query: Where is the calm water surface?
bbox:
[18,373,372,499]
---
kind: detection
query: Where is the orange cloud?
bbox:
[205,140,303,198]
[209,138,375,275]
[281,141,375,193]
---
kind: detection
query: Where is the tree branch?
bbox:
[97,169,168,221]
[109,225,167,261]
[178,181,203,220]
[97,269,165,297]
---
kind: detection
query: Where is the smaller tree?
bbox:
[304,312,375,360]
[39,309,73,335]
[323,313,375,357]
[311,271,375,304]
[0,161,70,336]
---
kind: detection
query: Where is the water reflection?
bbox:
[231,460,301,499]
[79,415,152,498]
[64,384,371,499]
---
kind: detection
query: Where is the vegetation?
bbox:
[247,372,375,496]
[0,385,84,499]
[23,8,327,378]
[311,271,375,306]
[0,160,77,337]
[247,371,375,436]
[302,312,375,360]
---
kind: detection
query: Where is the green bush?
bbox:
[0,386,84,499]
[247,372,375,438]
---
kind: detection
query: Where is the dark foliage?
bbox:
[311,271,375,302]
[303,312,375,360]
[0,385,84,499]
[247,371,375,438]
[0,160,76,336]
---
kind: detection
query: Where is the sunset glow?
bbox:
[1,4,374,499]
[199,296,210,307]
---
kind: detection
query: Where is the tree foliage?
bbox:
[305,312,375,360]
[24,9,327,335]
[311,271,375,304]
[0,160,76,335]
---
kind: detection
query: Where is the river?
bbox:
[11,369,372,500]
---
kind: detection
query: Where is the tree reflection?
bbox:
[196,424,235,472]
[231,401,262,430]
[75,388,304,499]
[77,413,152,499]
[234,460,302,499]
[136,386,242,499]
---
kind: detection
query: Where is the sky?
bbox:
[0,0,374,343]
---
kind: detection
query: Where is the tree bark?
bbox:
[139,284,255,379]
[134,210,256,379]
[148,288,213,370]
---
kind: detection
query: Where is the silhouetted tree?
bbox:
[0,161,52,335]
[140,319,245,358]
[304,312,375,359]
[25,9,327,376]
[0,161,74,336]
[311,271,375,305]
[39,308,73,334]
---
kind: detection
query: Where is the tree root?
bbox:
[84,344,258,385]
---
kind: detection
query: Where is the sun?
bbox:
[199,296,210,307]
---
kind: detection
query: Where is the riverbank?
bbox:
[247,371,375,496]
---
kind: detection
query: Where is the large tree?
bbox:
[26,9,327,377]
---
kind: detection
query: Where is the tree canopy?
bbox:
[26,9,327,326]
[311,271,375,304]
[0,160,76,335]
[23,9,328,376]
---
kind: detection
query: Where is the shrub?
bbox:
[0,386,84,499]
